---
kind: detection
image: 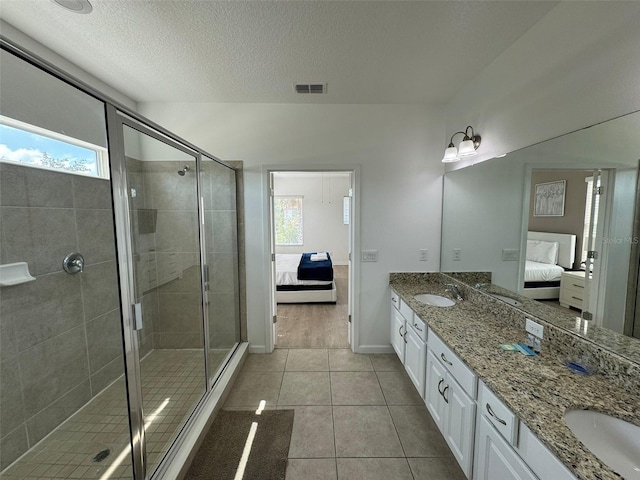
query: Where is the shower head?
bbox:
[177,165,190,176]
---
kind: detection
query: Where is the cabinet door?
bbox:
[444,374,476,479]
[425,349,447,432]
[404,326,426,398]
[475,415,537,480]
[391,306,406,362]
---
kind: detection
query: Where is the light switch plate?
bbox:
[502,249,519,261]
[361,250,378,262]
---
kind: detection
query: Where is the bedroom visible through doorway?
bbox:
[269,171,353,348]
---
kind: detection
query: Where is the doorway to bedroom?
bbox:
[269,171,353,348]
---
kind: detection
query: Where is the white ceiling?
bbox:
[0,0,558,105]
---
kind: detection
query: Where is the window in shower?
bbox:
[0,116,109,178]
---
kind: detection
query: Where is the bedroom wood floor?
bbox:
[275,265,350,348]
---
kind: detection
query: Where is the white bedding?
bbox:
[276,254,333,286]
[524,260,564,283]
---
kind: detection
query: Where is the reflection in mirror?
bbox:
[441,110,640,365]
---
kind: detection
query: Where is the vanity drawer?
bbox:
[478,380,518,446]
[391,290,400,310]
[428,329,476,398]
[410,314,427,342]
[399,299,414,323]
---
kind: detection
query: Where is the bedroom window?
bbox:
[274,196,303,245]
[0,116,108,179]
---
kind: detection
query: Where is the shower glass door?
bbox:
[200,156,241,382]
[112,117,207,479]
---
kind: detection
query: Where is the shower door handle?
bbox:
[132,303,143,331]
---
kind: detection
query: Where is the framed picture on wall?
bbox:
[534,180,566,217]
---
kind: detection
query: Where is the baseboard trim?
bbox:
[354,344,394,354]
[248,344,267,354]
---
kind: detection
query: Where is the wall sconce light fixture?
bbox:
[442,126,481,163]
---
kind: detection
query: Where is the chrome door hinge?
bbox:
[594,186,604,195]
[272,253,275,261]
[273,315,277,324]
[587,250,598,260]
[348,314,352,323]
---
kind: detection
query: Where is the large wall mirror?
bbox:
[441,110,640,365]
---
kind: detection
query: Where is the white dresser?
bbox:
[559,270,585,310]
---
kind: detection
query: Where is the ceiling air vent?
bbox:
[294,83,327,94]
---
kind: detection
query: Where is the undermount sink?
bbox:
[564,409,640,479]
[490,293,523,307]
[413,294,455,307]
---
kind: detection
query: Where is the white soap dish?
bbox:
[0,262,36,287]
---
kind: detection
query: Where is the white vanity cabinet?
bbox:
[425,330,477,478]
[475,415,537,480]
[390,299,406,361]
[474,381,577,480]
[404,314,427,397]
[390,290,427,397]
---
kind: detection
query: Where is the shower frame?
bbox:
[1,37,244,480]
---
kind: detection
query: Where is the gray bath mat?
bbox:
[184,409,294,480]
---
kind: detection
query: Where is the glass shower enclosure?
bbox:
[0,42,242,480]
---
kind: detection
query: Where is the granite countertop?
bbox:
[389,274,640,480]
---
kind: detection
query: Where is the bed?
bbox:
[522,231,576,300]
[275,253,337,303]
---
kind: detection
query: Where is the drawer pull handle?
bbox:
[572,283,584,288]
[571,296,583,301]
[486,403,507,425]
[437,378,445,395]
[413,322,423,332]
[440,352,453,366]
[399,325,403,337]
[442,385,449,404]
[392,297,397,303]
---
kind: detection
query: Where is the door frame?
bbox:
[262,165,361,353]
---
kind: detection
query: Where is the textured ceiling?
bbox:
[0,0,558,104]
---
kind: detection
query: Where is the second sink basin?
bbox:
[564,409,640,479]
[413,294,455,307]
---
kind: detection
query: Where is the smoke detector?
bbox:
[51,0,93,14]
[294,83,327,94]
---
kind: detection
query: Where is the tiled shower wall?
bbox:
[0,163,126,469]
[129,159,204,350]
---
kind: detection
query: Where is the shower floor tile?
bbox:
[1,349,214,480]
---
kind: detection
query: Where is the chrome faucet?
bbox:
[445,284,464,301]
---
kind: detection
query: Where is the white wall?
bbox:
[139,102,444,353]
[274,172,350,264]
[444,2,640,169]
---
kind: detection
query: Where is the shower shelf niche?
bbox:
[0,262,36,287]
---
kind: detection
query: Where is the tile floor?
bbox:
[224,348,466,480]
[1,349,229,480]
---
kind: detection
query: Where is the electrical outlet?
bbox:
[361,250,378,262]
[420,249,429,261]
[453,249,462,261]
[525,318,544,339]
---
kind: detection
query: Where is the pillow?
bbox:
[526,240,559,265]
